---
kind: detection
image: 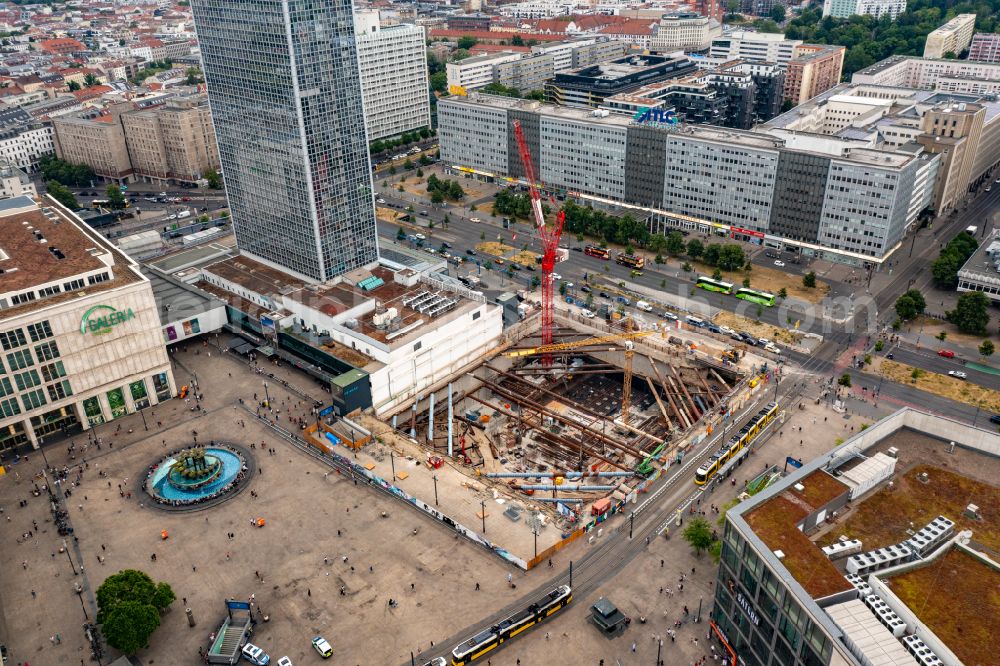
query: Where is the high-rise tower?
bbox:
[190,0,379,282]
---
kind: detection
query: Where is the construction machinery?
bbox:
[505,320,660,423]
[512,119,565,364]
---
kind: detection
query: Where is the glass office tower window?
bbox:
[190,0,379,282]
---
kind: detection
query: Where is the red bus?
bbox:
[585,245,610,259]
[616,253,645,269]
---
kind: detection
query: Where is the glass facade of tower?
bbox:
[190,0,378,282]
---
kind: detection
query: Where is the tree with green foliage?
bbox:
[396,226,406,241]
[769,5,786,21]
[457,35,477,49]
[185,67,203,85]
[531,274,541,289]
[67,79,81,91]
[665,231,685,256]
[682,517,715,556]
[803,271,816,288]
[45,181,79,210]
[559,281,567,296]
[202,168,222,189]
[947,291,991,335]
[686,239,704,260]
[932,231,979,289]
[894,289,926,321]
[511,35,525,46]
[403,158,414,170]
[838,373,852,387]
[481,82,521,97]
[717,245,746,271]
[84,72,99,87]
[712,268,723,281]
[743,277,752,288]
[105,184,127,210]
[979,339,994,358]
[778,287,787,300]
[430,71,447,93]
[96,569,175,654]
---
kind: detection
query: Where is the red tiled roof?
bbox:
[599,20,656,36]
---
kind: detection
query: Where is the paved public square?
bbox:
[0,341,894,666]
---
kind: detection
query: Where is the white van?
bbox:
[176,210,191,219]
[636,301,653,312]
[685,315,706,328]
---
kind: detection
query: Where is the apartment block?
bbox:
[354,11,431,140]
[495,53,557,94]
[823,0,906,19]
[447,52,523,91]
[0,124,54,173]
[0,159,35,199]
[52,106,133,182]
[852,55,1000,91]
[532,38,626,71]
[439,93,939,265]
[923,14,977,59]
[650,13,720,53]
[968,33,1000,63]
[710,31,801,63]
[783,45,845,105]
[120,94,220,184]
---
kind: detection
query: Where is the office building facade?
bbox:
[710,31,801,63]
[439,94,939,265]
[0,196,175,453]
[823,0,906,19]
[354,11,431,141]
[190,0,379,283]
[852,55,1000,93]
[120,94,221,185]
[546,54,698,108]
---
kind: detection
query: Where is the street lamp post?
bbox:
[390,450,396,481]
[63,538,78,575]
[432,474,439,506]
[263,381,270,407]
[480,499,486,534]
[139,407,148,431]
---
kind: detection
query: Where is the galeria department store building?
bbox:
[0,196,175,454]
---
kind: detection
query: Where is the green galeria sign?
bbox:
[80,305,136,335]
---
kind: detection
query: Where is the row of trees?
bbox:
[931,231,979,289]
[426,174,465,203]
[784,3,1000,77]
[370,127,433,156]
[130,59,174,85]
[480,82,546,101]
[561,200,650,248]
[39,154,95,187]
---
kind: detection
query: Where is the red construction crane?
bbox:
[512,120,565,363]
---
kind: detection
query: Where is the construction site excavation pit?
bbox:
[341,315,747,567]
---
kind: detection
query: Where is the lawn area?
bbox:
[476,241,516,258]
[691,261,830,304]
[886,549,999,666]
[817,463,1000,553]
[510,249,540,266]
[874,359,1000,412]
[908,314,995,349]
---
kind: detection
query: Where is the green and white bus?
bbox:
[696,276,734,295]
[735,288,776,307]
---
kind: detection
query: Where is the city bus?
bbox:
[585,245,610,259]
[696,276,734,295]
[735,287,776,307]
[615,253,645,269]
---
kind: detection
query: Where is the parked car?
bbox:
[937,349,955,358]
[599,291,610,299]
[312,636,333,659]
[493,258,505,265]
[277,658,293,666]
[774,260,786,267]
[414,233,426,240]
[660,312,678,321]
[470,217,482,223]
[241,643,270,666]
[718,325,735,335]
[707,324,722,334]
[376,198,386,204]
[581,309,595,318]
[990,414,1000,425]
[948,370,967,379]
[581,285,592,293]
[765,342,781,354]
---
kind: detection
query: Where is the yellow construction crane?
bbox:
[505,319,658,422]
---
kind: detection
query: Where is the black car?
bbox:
[572,246,583,252]
[599,291,609,298]
[441,241,452,249]
[991,414,1000,425]
[466,249,476,256]
[886,352,894,360]
[510,263,521,271]
[580,285,592,293]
